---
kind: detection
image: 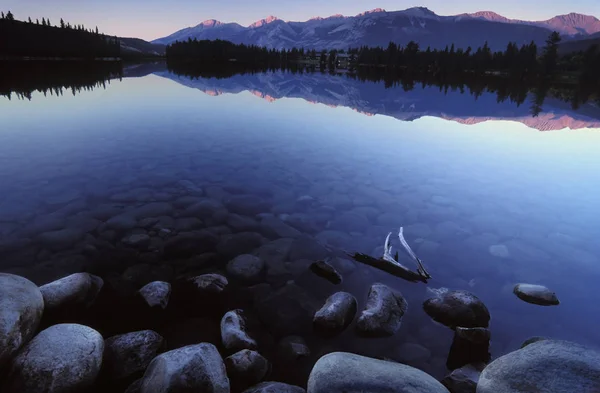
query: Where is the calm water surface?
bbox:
[1,65,600,386]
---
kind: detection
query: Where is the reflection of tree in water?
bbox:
[0,61,123,100]
[530,84,550,117]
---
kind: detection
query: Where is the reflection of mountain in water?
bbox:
[156,70,600,131]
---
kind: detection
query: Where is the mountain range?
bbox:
[140,66,600,132]
[152,7,600,51]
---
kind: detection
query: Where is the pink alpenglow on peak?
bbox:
[200,19,223,28]
[249,16,279,28]
[356,8,386,17]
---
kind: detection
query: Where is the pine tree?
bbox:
[95,26,99,34]
[60,18,65,28]
[1,12,4,19]
[36,18,39,24]
[41,18,46,26]
[28,17,32,23]
[6,10,14,20]
[541,31,561,75]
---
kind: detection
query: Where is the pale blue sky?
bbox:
[3,0,599,41]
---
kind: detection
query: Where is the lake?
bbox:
[1,62,600,390]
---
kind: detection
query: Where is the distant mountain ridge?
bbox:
[152,7,600,51]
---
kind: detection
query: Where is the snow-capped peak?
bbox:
[249,15,279,28]
[356,8,386,17]
[199,19,223,28]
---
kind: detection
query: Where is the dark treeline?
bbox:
[166,32,600,86]
[0,61,123,100]
[166,62,600,117]
[0,11,120,58]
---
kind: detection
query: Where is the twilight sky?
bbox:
[3,0,599,41]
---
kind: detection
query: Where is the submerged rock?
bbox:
[310,260,342,284]
[308,352,450,393]
[447,329,491,371]
[138,281,171,309]
[225,349,270,386]
[217,232,265,259]
[163,231,218,258]
[277,336,310,362]
[38,228,84,251]
[1,324,104,393]
[221,310,257,352]
[122,233,151,249]
[513,283,559,306]
[227,254,266,283]
[140,343,229,393]
[313,292,357,334]
[39,272,103,313]
[189,273,229,294]
[103,330,164,381]
[478,340,600,393]
[226,195,269,216]
[0,273,44,370]
[356,283,407,337]
[423,290,490,328]
[441,363,483,393]
[243,381,305,393]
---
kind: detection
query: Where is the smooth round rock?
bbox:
[39,272,103,313]
[138,281,171,309]
[513,284,559,306]
[243,381,305,393]
[313,292,357,334]
[189,274,228,294]
[307,352,450,393]
[356,283,408,337]
[477,340,600,393]
[227,254,265,282]
[140,343,229,393]
[1,324,104,393]
[423,290,490,328]
[225,349,270,386]
[104,330,164,381]
[221,309,257,352]
[0,273,44,370]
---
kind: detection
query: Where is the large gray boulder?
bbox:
[356,283,407,337]
[1,324,104,393]
[225,349,270,386]
[442,363,483,393]
[307,352,450,393]
[39,272,103,313]
[138,281,171,309]
[221,310,257,352]
[513,283,559,306]
[423,290,490,328]
[0,273,44,369]
[189,274,229,294]
[477,340,600,393]
[103,330,164,381]
[313,292,357,334]
[244,381,305,393]
[140,343,229,393]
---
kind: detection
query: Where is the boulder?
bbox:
[225,349,270,386]
[477,340,600,393]
[243,381,305,393]
[188,274,228,294]
[39,272,103,313]
[103,330,164,381]
[356,283,407,337]
[455,327,490,344]
[1,324,103,393]
[138,281,171,309]
[423,290,490,328]
[277,336,310,362]
[447,330,491,371]
[513,283,559,306]
[309,260,342,284]
[221,310,257,352]
[307,352,450,393]
[313,292,357,334]
[227,254,266,282]
[140,343,229,393]
[441,363,483,393]
[0,273,44,369]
